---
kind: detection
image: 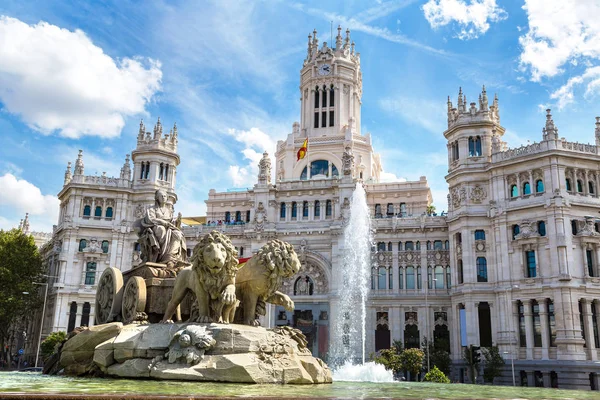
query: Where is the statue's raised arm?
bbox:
[137,189,188,267]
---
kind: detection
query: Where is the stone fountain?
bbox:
[45,191,331,384]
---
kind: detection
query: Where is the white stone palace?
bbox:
[34,27,600,390]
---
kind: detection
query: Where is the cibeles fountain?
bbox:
[46,189,332,384]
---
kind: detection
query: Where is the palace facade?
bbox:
[35,27,600,390]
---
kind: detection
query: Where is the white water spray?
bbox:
[330,183,373,367]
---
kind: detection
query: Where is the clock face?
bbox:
[318,64,331,76]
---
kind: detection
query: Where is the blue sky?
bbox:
[1,0,599,232]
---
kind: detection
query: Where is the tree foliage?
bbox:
[0,229,45,356]
[424,365,451,383]
[40,331,67,359]
[482,346,505,383]
[401,348,424,378]
[373,348,402,375]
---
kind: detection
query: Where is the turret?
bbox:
[74,150,84,175]
[64,161,72,185]
[542,109,559,141]
[120,154,132,180]
[595,117,600,146]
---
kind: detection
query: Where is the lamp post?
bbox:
[425,277,437,373]
[25,275,59,368]
[503,350,515,386]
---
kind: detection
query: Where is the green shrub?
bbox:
[401,348,424,378]
[40,331,67,359]
[424,366,451,383]
[374,348,402,375]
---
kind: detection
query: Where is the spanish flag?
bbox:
[297,138,308,161]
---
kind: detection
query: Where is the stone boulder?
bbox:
[78,322,331,384]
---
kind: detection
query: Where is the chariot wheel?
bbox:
[95,267,124,324]
[121,276,147,324]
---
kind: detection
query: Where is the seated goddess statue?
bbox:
[137,189,187,267]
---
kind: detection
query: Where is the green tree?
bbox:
[40,331,67,359]
[0,229,45,362]
[482,346,505,383]
[401,348,424,381]
[423,365,451,383]
[422,337,451,375]
[426,205,436,216]
[373,348,402,375]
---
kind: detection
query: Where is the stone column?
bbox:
[527,371,534,387]
[286,203,292,222]
[522,300,534,359]
[583,299,597,360]
[452,304,463,359]
[466,301,479,346]
[537,299,550,360]
[542,372,551,388]
[308,201,314,221]
[390,307,401,345]
[512,300,521,357]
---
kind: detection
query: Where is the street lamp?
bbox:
[503,350,515,386]
[26,275,59,368]
[425,277,437,372]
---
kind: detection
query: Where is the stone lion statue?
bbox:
[235,239,301,326]
[162,231,241,323]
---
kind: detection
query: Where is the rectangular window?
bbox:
[388,268,393,290]
[519,301,526,347]
[526,251,536,278]
[405,241,414,251]
[314,112,319,128]
[474,230,485,240]
[329,110,334,127]
[378,268,386,290]
[593,302,600,348]
[406,267,415,289]
[548,301,556,347]
[321,111,326,127]
[399,268,404,289]
[434,240,443,250]
[532,301,542,347]
[322,89,327,108]
[587,249,595,277]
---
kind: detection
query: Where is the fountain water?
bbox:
[330,183,393,382]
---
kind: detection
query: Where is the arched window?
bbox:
[435,266,444,289]
[475,230,486,240]
[590,181,595,194]
[523,182,531,195]
[457,259,464,284]
[475,136,482,156]
[375,204,382,218]
[85,262,96,285]
[405,241,414,251]
[280,202,286,219]
[101,240,109,254]
[326,200,332,217]
[386,203,394,216]
[512,224,520,239]
[294,276,314,295]
[377,242,386,251]
[387,242,392,252]
[159,162,164,180]
[571,220,578,235]
[416,241,421,250]
[566,178,572,191]
[398,242,402,251]
[78,239,87,252]
[246,210,251,222]
[291,202,297,219]
[577,180,583,193]
[476,257,488,282]
[81,302,91,327]
[235,211,241,222]
[239,246,244,256]
[427,266,433,289]
[538,221,546,236]
[398,266,404,289]
[302,201,309,218]
[314,86,319,109]
[444,240,449,249]
[426,241,432,250]
[314,200,320,217]
[105,207,113,219]
[94,206,102,217]
[164,164,169,181]
[144,162,150,179]
[225,211,231,222]
[510,184,518,198]
[406,266,415,289]
[332,164,339,177]
[417,267,422,289]
[67,302,78,332]
[322,84,327,108]
[468,137,475,156]
[536,180,544,193]
[83,205,91,217]
[330,85,335,107]
[399,203,407,217]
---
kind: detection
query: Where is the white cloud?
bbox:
[378,96,446,134]
[0,173,60,230]
[225,128,277,188]
[422,0,507,40]
[0,16,162,138]
[379,171,407,183]
[550,66,600,110]
[519,1,600,82]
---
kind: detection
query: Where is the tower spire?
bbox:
[336,25,343,50]
[74,150,84,175]
[64,161,72,185]
[138,119,145,140]
[481,85,488,111]
[543,109,558,140]
[595,117,600,146]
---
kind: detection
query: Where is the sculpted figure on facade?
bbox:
[162,230,241,324]
[514,220,539,239]
[137,189,188,267]
[258,151,272,185]
[342,146,354,176]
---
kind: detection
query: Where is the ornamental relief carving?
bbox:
[398,251,421,263]
[469,185,487,203]
[450,186,466,208]
[282,262,329,296]
[426,251,450,263]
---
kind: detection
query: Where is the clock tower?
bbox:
[299,26,362,138]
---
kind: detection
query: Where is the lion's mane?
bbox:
[256,239,301,297]
[190,230,240,299]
